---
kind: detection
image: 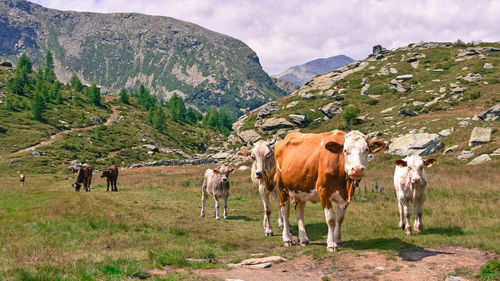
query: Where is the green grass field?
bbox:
[0,163,498,280]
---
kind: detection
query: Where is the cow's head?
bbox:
[396,155,436,184]
[213,165,235,182]
[251,140,275,179]
[100,169,111,178]
[72,182,81,191]
[325,130,386,180]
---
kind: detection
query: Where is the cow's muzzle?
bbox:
[255,170,262,179]
[348,166,365,180]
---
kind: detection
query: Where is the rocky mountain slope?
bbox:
[0,0,285,115]
[230,42,500,167]
[273,55,354,86]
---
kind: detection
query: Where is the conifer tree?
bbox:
[32,92,46,120]
[86,83,101,106]
[44,51,56,82]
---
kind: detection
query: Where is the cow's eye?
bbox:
[251,155,256,160]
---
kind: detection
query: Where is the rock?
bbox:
[412,101,425,107]
[468,127,492,146]
[439,86,446,93]
[240,256,286,265]
[0,61,13,67]
[467,154,492,165]
[398,108,419,117]
[288,114,309,127]
[457,150,475,160]
[443,145,458,155]
[212,152,230,159]
[410,61,419,68]
[484,63,493,69]
[299,92,315,100]
[377,66,389,76]
[361,77,369,85]
[32,150,41,157]
[389,133,443,156]
[462,73,481,83]
[323,89,338,97]
[372,45,387,56]
[237,130,261,145]
[476,104,500,121]
[381,106,395,114]
[361,84,370,95]
[143,144,159,152]
[261,118,295,133]
[238,165,249,171]
[445,275,468,281]
[147,151,154,156]
[459,119,470,126]
[320,102,342,118]
[258,102,279,119]
[390,67,398,74]
[286,101,299,109]
[388,79,406,92]
[438,129,452,137]
[490,148,500,156]
[366,131,381,139]
[395,74,413,81]
[232,115,248,132]
[90,115,103,125]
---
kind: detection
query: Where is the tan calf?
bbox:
[201,165,235,220]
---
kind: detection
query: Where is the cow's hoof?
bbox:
[414,226,423,234]
[224,216,228,220]
[299,241,309,247]
[265,232,273,237]
[216,217,220,220]
[327,247,338,252]
[283,241,292,247]
[399,224,405,231]
[405,229,412,236]
[200,214,205,218]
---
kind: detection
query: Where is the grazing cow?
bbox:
[101,165,119,192]
[251,140,284,236]
[275,130,386,251]
[201,165,235,220]
[394,155,436,236]
[19,174,25,187]
[72,165,93,192]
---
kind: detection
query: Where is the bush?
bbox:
[481,260,500,281]
[342,106,361,128]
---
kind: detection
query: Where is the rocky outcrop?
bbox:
[320,102,342,118]
[457,150,475,160]
[468,127,492,146]
[462,73,481,83]
[389,133,443,156]
[289,114,309,127]
[236,130,261,145]
[257,102,279,119]
[398,108,419,117]
[475,104,500,121]
[260,118,294,134]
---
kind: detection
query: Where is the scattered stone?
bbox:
[406,52,426,62]
[439,86,446,93]
[288,114,309,127]
[445,275,468,281]
[377,66,389,76]
[490,148,500,156]
[240,256,286,265]
[438,129,452,137]
[32,150,41,157]
[458,150,475,160]
[467,154,492,165]
[459,119,470,127]
[90,115,103,125]
[398,108,419,117]
[476,104,500,121]
[410,61,419,68]
[366,131,382,139]
[388,79,406,92]
[462,73,481,83]
[390,67,398,74]
[299,92,315,100]
[451,87,465,94]
[443,145,459,155]
[484,63,493,69]
[389,133,443,156]
[258,102,279,119]
[361,84,370,95]
[320,102,342,118]
[361,77,369,85]
[395,74,414,81]
[237,130,261,145]
[375,266,385,271]
[147,151,154,156]
[212,152,230,159]
[323,89,338,97]
[381,106,395,114]
[468,127,492,146]
[286,101,299,109]
[412,101,425,107]
[238,166,249,171]
[433,69,444,72]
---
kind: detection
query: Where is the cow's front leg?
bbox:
[201,191,207,217]
[280,199,292,247]
[213,195,220,220]
[397,199,405,230]
[106,180,110,192]
[413,197,425,233]
[324,206,337,252]
[402,199,412,236]
[223,193,228,219]
[260,186,273,236]
[334,205,346,246]
[295,200,309,246]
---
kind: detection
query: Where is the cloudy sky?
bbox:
[32,0,500,74]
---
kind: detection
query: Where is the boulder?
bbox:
[389,133,443,156]
[388,79,406,92]
[286,101,299,109]
[484,63,493,69]
[412,101,425,107]
[32,150,41,157]
[476,104,500,121]
[212,152,230,160]
[361,77,369,85]
[395,74,413,81]
[372,45,386,56]
[361,84,370,95]
[0,61,13,67]
[143,144,159,152]
[390,67,398,74]
[261,118,295,133]
[366,131,381,139]
[443,145,458,155]
[381,106,395,114]
[468,127,492,146]
[258,102,279,119]
[377,66,389,76]
[467,154,492,165]
[490,148,500,156]
[299,92,315,100]
[320,102,343,118]
[457,150,475,160]
[398,108,419,117]
[288,114,309,127]
[90,115,103,125]
[462,73,481,83]
[324,89,338,97]
[237,130,261,145]
[438,129,452,137]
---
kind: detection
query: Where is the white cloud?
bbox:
[32,0,500,74]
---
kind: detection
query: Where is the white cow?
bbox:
[201,165,235,220]
[394,155,436,236]
[250,140,284,236]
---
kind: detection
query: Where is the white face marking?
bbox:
[343,131,370,179]
[404,155,426,184]
[251,141,274,179]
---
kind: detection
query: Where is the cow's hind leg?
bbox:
[280,199,292,247]
[324,206,338,252]
[223,192,228,219]
[201,190,207,217]
[260,186,273,236]
[398,199,405,230]
[113,180,118,192]
[270,188,284,231]
[295,200,309,246]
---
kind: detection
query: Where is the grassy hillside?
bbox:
[0,63,223,175]
[236,42,500,166]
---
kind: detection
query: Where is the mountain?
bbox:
[231,42,500,166]
[0,0,286,116]
[272,55,355,86]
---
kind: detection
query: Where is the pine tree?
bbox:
[17,54,32,74]
[151,105,166,132]
[44,51,56,82]
[31,92,46,120]
[70,73,83,92]
[168,93,186,123]
[119,88,129,104]
[86,83,101,106]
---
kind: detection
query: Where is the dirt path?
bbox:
[13,106,119,155]
[151,246,498,281]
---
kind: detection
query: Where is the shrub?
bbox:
[481,260,500,281]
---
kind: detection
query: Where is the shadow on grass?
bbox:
[227,215,258,222]
[421,226,465,236]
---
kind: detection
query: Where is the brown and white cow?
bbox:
[72,165,93,192]
[201,165,235,220]
[394,155,436,236]
[19,174,25,187]
[275,130,386,251]
[251,140,284,236]
[101,165,119,192]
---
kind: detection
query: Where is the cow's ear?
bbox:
[395,160,407,168]
[369,140,386,154]
[424,159,436,167]
[325,141,343,154]
[229,168,235,174]
[213,169,220,175]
